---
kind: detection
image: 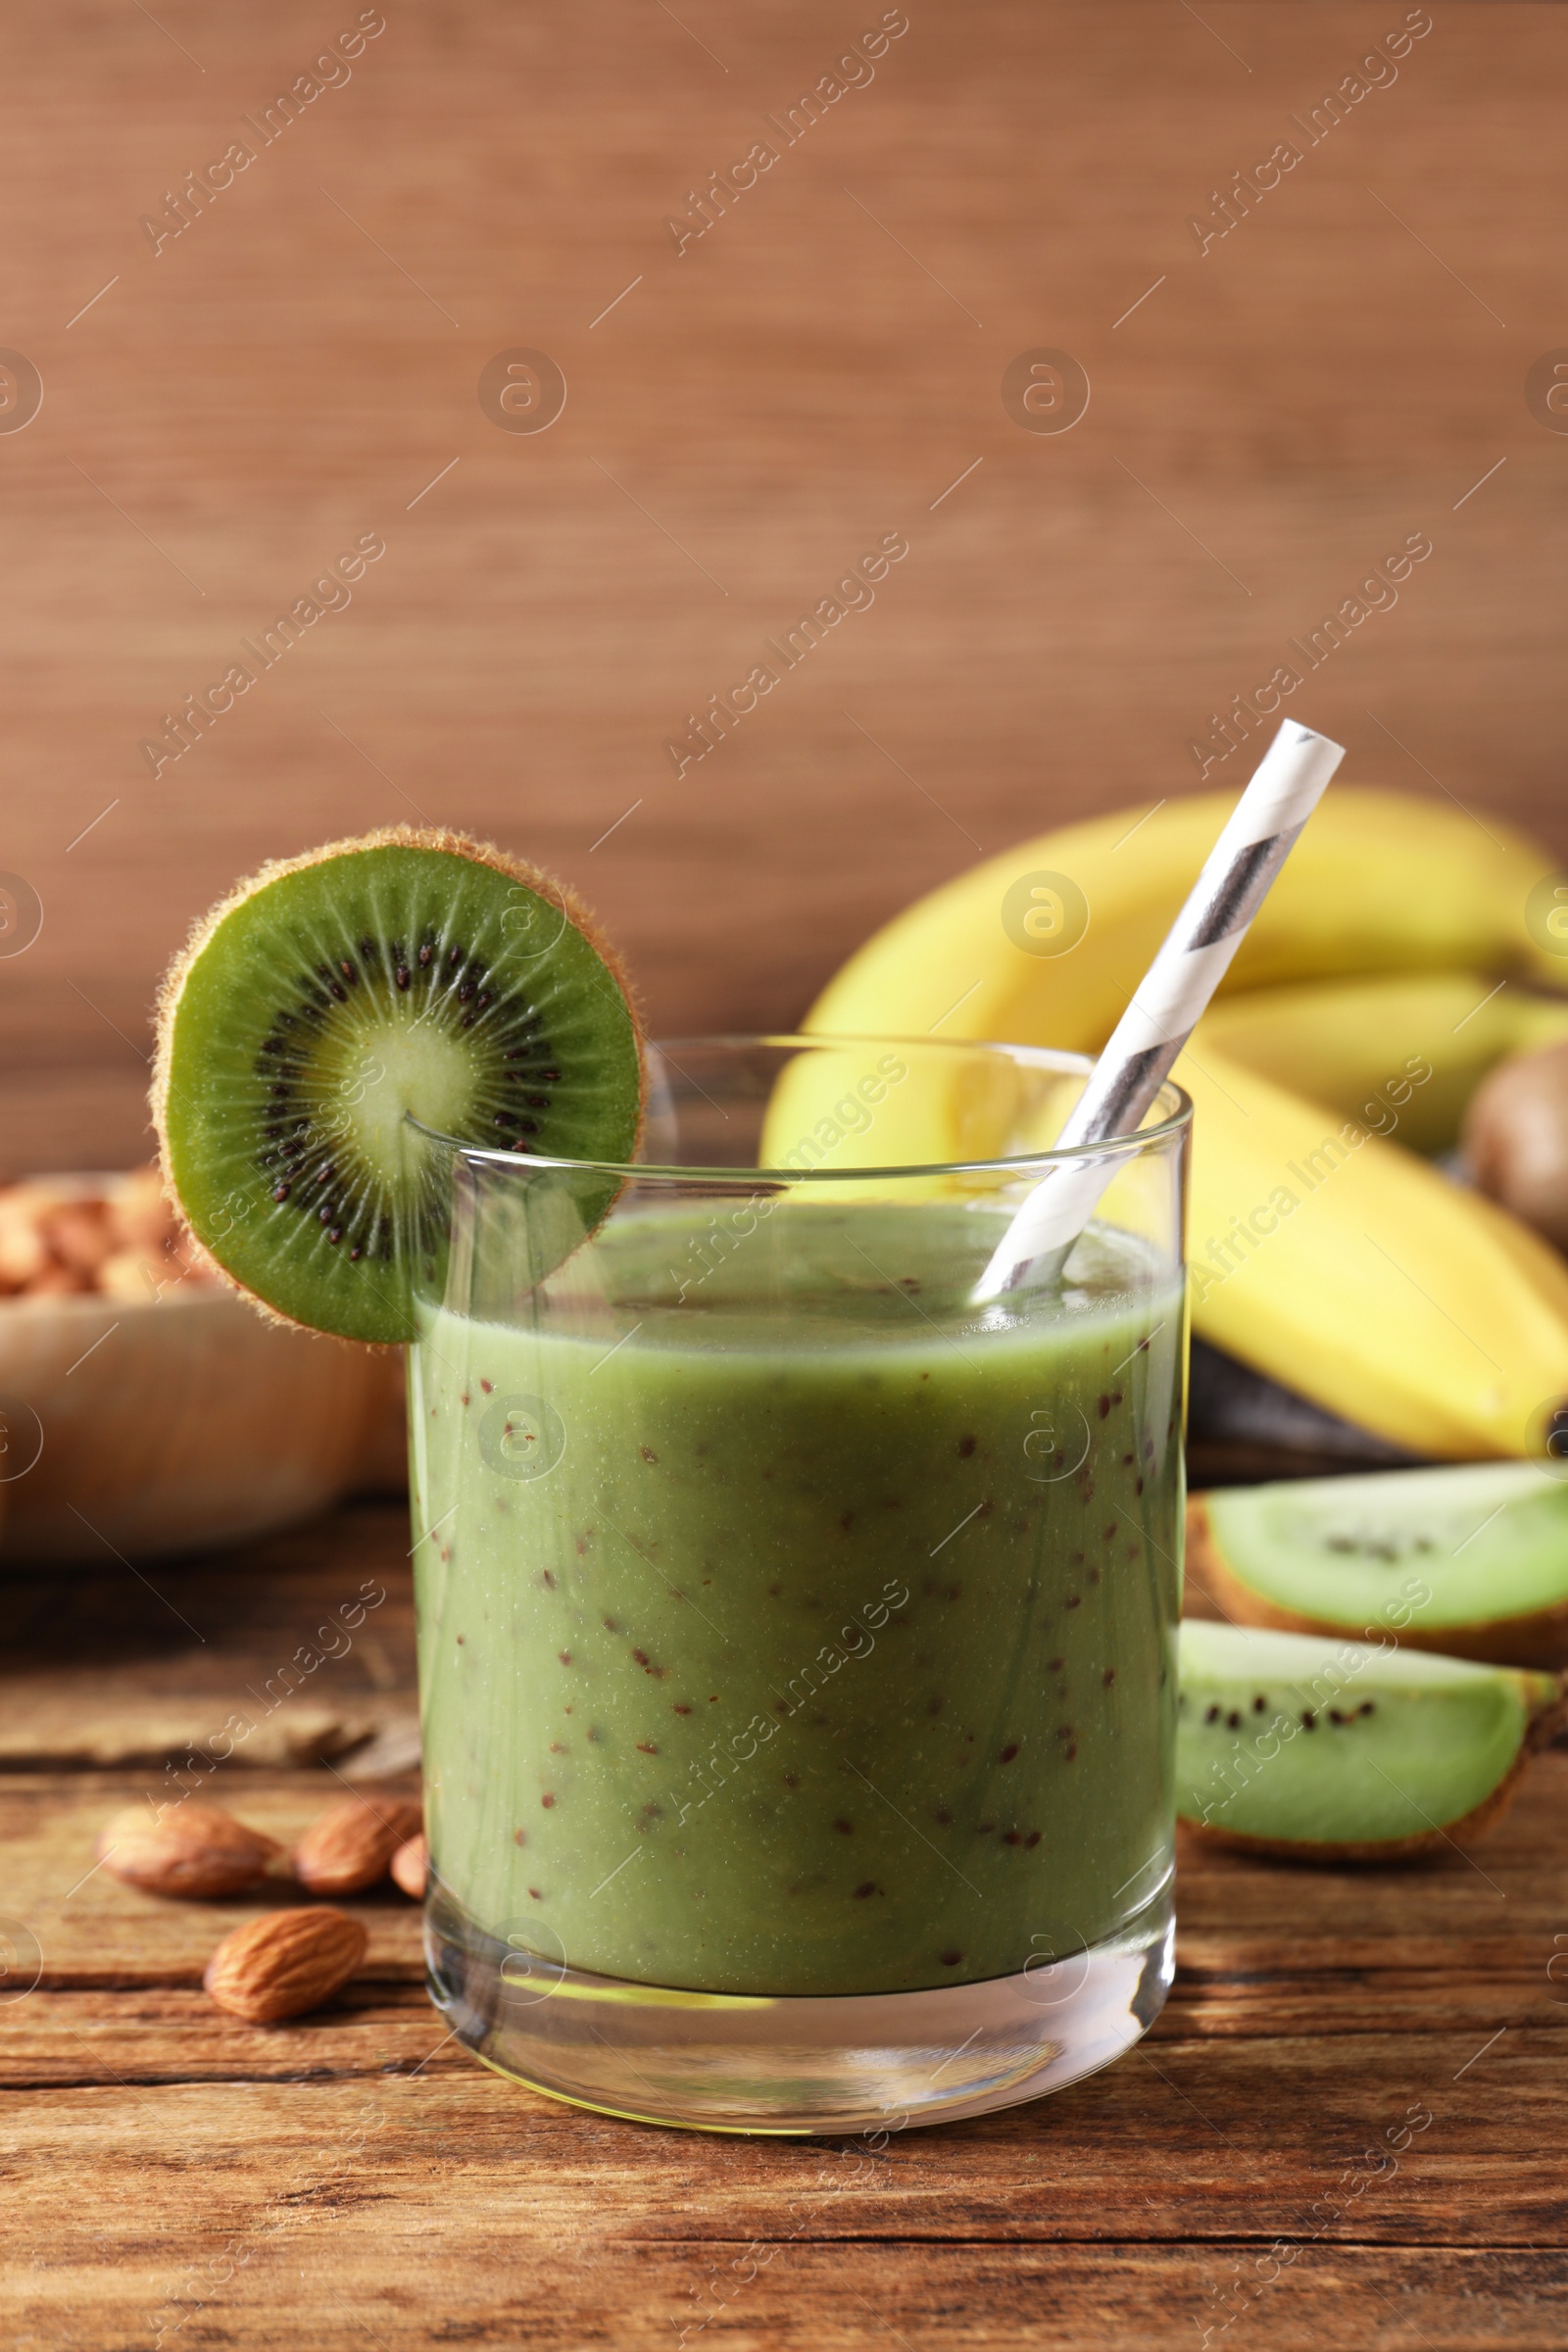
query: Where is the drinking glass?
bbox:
[409,1036,1190,2133]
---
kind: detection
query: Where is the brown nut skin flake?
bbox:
[97,1802,281,1900]
[204,1907,368,2024]
[293,1796,423,1895]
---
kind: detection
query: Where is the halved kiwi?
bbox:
[1178,1619,1562,1862]
[1189,1462,1568,1668]
[153,829,643,1343]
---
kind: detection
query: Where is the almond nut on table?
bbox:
[97,1802,282,1899]
[293,1795,423,1895]
[390,1832,428,1899]
[204,1907,369,2025]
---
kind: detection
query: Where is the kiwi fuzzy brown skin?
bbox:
[1464,1036,1568,1253]
[1181,1680,1566,1866]
[150,824,645,1344]
[1188,1494,1568,1672]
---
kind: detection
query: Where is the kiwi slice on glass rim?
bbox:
[153,828,643,1344]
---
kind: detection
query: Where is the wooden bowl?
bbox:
[0,1271,403,1567]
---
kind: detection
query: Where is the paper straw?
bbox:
[972,718,1346,1302]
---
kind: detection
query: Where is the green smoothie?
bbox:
[410,1199,1183,1997]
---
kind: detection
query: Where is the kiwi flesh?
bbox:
[153,828,642,1344]
[1178,1619,1562,1861]
[1190,1462,1568,1668]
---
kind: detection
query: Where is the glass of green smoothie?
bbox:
[410,1035,1190,2133]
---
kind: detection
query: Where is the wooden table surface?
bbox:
[7,4,1568,2343]
[5,1502,1567,2349]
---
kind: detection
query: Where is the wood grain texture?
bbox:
[3,1,1568,1175]
[5,1673,1567,2345]
[0,1503,416,1769]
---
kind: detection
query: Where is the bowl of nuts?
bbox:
[0,1168,404,1565]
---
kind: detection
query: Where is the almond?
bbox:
[293,1795,422,1895]
[97,1249,164,1303]
[390,1833,427,1899]
[108,1165,178,1256]
[204,1907,368,2024]
[0,1214,47,1290]
[20,1261,92,1296]
[98,1802,282,1899]
[40,1200,114,1275]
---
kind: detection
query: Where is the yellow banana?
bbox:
[1177,1049,1568,1458]
[809,787,1565,1057]
[801,795,1568,1459]
[1198,972,1568,1154]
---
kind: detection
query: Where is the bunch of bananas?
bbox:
[804,788,1568,1459]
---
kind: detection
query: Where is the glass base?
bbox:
[424,1882,1174,2135]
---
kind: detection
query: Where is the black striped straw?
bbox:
[973,719,1346,1300]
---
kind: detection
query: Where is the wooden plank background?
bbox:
[5,6,1568,2346]
[3,1,1567,1174]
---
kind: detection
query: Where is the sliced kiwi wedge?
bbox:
[1178,1619,1562,1861]
[1190,1462,1568,1668]
[153,828,642,1344]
